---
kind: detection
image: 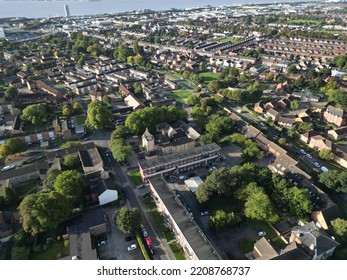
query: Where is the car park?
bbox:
[127,244,137,251]
[258,231,266,237]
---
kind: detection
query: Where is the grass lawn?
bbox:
[56,84,66,89]
[76,115,86,125]
[24,122,50,133]
[198,71,219,86]
[169,242,186,260]
[128,170,142,185]
[14,181,38,197]
[30,241,68,260]
[219,36,242,43]
[205,195,243,214]
[285,19,319,26]
[166,89,191,100]
[245,220,277,240]
[240,239,255,254]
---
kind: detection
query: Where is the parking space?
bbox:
[100,205,143,260]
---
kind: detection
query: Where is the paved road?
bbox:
[109,159,176,260]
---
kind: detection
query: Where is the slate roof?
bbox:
[292,221,339,256]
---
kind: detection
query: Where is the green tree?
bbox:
[85,100,113,130]
[298,122,313,132]
[186,94,200,106]
[72,102,83,114]
[115,207,142,234]
[53,170,86,205]
[62,105,73,118]
[209,210,241,231]
[61,140,81,149]
[111,125,128,140]
[278,137,286,145]
[199,133,214,145]
[245,188,279,223]
[0,144,10,159]
[286,187,312,219]
[205,167,234,195]
[102,95,112,107]
[21,104,48,125]
[205,114,234,139]
[11,246,31,260]
[42,169,61,191]
[18,192,73,235]
[4,186,19,206]
[331,218,347,241]
[110,138,132,162]
[2,138,27,156]
[195,183,210,204]
[290,100,299,110]
[63,153,81,170]
[133,82,143,96]
[207,80,221,93]
[265,72,274,82]
[319,170,347,193]
[5,87,18,100]
[319,148,333,161]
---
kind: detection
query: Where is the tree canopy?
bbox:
[53,170,86,205]
[125,106,187,135]
[115,207,142,234]
[85,100,113,130]
[0,138,27,159]
[331,218,347,241]
[18,191,73,236]
[319,170,347,193]
[21,104,48,125]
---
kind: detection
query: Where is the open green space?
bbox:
[14,181,38,197]
[219,36,243,43]
[245,220,278,240]
[166,89,191,101]
[128,170,143,185]
[24,122,49,133]
[240,239,255,254]
[198,71,219,86]
[169,241,186,260]
[285,19,320,26]
[30,241,68,260]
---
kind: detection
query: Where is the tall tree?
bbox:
[195,183,210,204]
[110,138,132,162]
[115,207,142,234]
[21,104,48,125]
[331,218,347,241]
[209,210,241,231]
[245,189,279,223]
[2,138,27,157]
[319,148,333,161]
[205,167,235,195]
[53,170,86,205]
[18,192,73,236]
[85,100,113,130]
[42,169,61,191]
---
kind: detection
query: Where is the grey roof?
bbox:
[139,143,220,170]
[326,105,344,118]
[92,177,117,196]
[78,147,102,168]
[67,207,106,260]
[292,221,340,256]
[254,237,279,259]
[149,177,220,260]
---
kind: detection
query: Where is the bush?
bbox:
[64,240,69,248]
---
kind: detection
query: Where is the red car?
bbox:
[145,237,152,247]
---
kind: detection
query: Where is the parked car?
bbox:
[306,154,313,159]
[201,211,210,216]
[300,149,307,155]
[314,161,321,168]
[127,244,137,251]
[178,175,186,180]
[97,240,107,247]
[124,236,133,242]
[141,228,148,237]
[1,165,16,172]
[145,237,152,247]
[258,231,266,237]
